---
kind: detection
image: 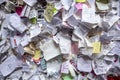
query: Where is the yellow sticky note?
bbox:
[53,7,57,14]
[96,0,109,4]
[44,4,55,22]
[33,50,41,60]
[92,42,101,53]
[75,0,86,3]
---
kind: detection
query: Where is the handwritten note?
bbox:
[82,4,101,24]
[40,39,61,61]
[92,42,101,53]
[61,61,69,74]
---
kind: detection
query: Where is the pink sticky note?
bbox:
[15,6,24,16]
[75,3,83,10]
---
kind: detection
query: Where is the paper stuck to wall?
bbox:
[75,3,83,10]
[96,2,109,11]
[20,35,31,47]
[92,42,101,53]
[47,59,61,76]
[109,46,120,56]
[20,5,31,17]
[62,6,76,21]
[10,37,17,48]
[62,75,73,80]
[23,0,37,6]
[29,8,38,19]
[9,14,27,33]
[40,39,61,61]
[77,56,92,72]
[44,4,55,22]
[61,61,69,74]
[82,4,101,24]
[0,55,22,76]
[54,2,62,10]
[92,59,112,75]
[29,25,41,38]
[108,15,119,27]
[2,14,14,31]
[59,36,71,54]
[15,45,25,56]
[80,48,93,56]
[75,0,86,3]
[61,0,73,10]
[0,0,8,4]
[33,50,41,60]
[73,27,85,41]
[78,74,88,80]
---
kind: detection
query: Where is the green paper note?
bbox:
[63,75,73,80]
[75,0,86,3]
[53,7,57,14]
[30,17,37,24]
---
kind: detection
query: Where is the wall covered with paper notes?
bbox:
[0,0,120,80]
